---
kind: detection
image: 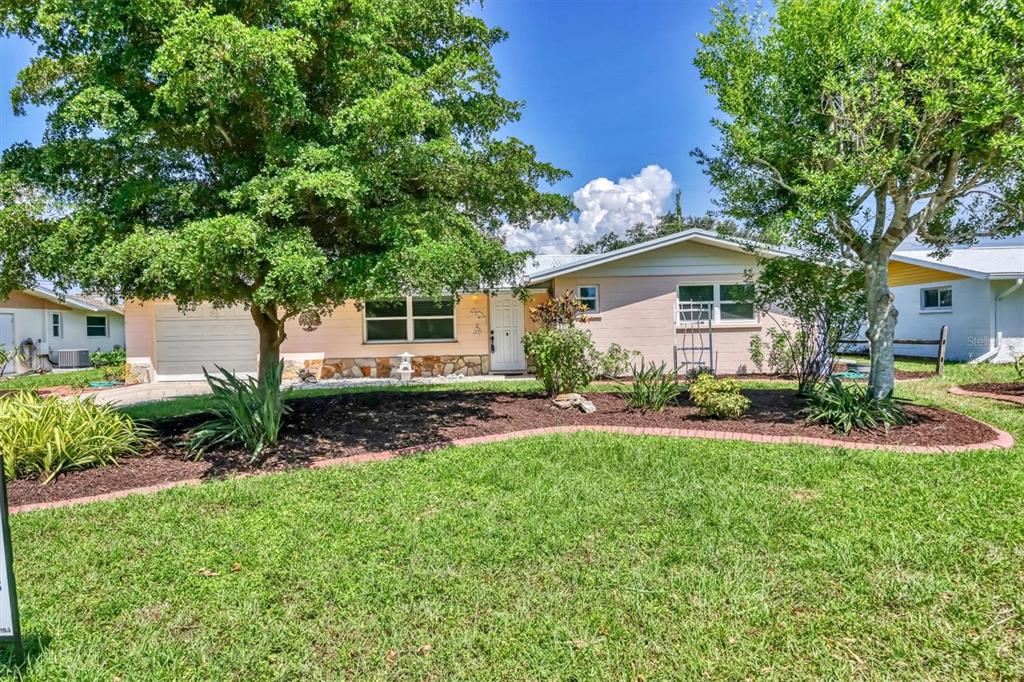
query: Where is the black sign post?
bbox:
[0,464,23,666]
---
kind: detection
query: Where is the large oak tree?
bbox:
[695,0,1024,397]
[0,0,571,383]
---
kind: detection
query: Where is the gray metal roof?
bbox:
[893,246,1024,279]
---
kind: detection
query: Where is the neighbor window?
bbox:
[677,283,756,324]
[86,315,108,337]
[50,312,62,338]
[921,286,952,311]
[576,285,599,313]
[365,297,456,342]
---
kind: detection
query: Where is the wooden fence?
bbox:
[840,325,949,375]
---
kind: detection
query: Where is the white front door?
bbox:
[0,314,14,374]
[489,294,527,372]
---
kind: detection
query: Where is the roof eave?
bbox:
[524,229,791,284]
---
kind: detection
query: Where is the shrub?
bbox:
[683,366,715,383]
[529,290,590,328]
[688,374,750,418]
[0,393,150,483]
[522,327,597,397]
[188,360,290,460]
[1015,352,1024,381]
[801,379,909,434]
[749,257,865,394]
[593,343,640,379]
[615,361,681,412]
[90,347,127,368]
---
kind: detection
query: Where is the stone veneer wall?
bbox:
[321,354,490,379]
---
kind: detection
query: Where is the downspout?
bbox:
[974,277,1024,363]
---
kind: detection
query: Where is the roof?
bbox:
[522,228,795,284]
[26,285,124,314]
[892,246,1024,280]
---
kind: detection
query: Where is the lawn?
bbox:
[0,369,106,391]
[6,367,1024,679]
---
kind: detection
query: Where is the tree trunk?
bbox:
[251,305,286,388]
[864,253,897,399]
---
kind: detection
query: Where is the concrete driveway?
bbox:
[88,381,211,406]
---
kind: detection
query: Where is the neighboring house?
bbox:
[123,229,795,382]
[0,286,126,374]
[889,246,1024,363]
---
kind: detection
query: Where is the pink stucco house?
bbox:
[124,229,792,382]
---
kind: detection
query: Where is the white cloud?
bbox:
[504,164,675,254]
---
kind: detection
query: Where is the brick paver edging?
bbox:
[949,386,1024,406]
[12,422,1014,514]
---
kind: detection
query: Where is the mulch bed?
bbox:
[956,383,1024,406]
[8,389,1001,509]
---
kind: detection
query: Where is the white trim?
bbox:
[576,284,599,313]
[50,311,63,339]
[363,296,457,344]
[525,229,795,283]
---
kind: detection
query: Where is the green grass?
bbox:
[0,369,106,391]
[8,366,1024,679]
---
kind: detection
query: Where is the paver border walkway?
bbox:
[949,386,1024,406]
[11,422,1013,515]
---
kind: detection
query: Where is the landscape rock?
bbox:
[551,393,596,413]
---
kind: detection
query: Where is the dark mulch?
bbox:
[961,382,1024,398]
[958,382,1024,407]
[8,389,1000,508]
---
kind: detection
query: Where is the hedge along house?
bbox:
[888,246,1024,363]
[123,229,795,382]
[0,285,126,374]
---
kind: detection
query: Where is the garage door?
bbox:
[154,304,258,380]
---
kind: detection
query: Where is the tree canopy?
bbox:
[0,0,571,378]
[695,0,1024,396]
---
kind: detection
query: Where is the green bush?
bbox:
[522,327,597,397]
[688,374,750,418]
[801,379,909,434]
[593,343,640,379]
[0,393,150,482]
[683,366,715,383]
[90,348,127,368]
[188,360,290,460]
[1015,352,1023,381]
[615,361,681,412]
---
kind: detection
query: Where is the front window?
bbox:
[921,286,952,311]
[676,283,756,324]
[51,312,62,338]
[576,285,599,313]
[365,297,456,342]
[719,283,756,321]
[677,285,714,322]
[86,315,108,337]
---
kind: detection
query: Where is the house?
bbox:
[889,246,1024,362]
[0,286,126,374]
[123,229,795,382]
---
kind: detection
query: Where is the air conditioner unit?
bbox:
[56,349,91,368]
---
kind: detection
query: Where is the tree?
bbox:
[748,257,865,395]
[695,0,1024,398]
[572,191,740,254]
[0,0,571,386]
